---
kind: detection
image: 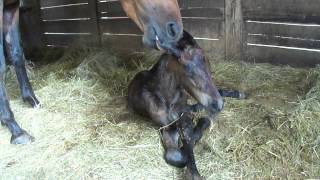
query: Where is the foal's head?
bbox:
[170,31,223,115]
[120,0,183,52]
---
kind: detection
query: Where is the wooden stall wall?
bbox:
[242,0,320,67]
[36,0,226,58]
[23,0,320,66]
[39,0,99,47]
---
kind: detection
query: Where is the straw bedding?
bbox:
[0,48,319,179]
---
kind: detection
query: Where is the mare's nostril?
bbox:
[166,21,180,39]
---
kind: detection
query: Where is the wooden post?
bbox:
[88,0,101,46]
[225,0,245,61]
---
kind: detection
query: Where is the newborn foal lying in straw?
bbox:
[128,31,243,179]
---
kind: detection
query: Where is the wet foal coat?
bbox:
[128,31,223,179]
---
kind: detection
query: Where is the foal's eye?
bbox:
[185,63,195,76]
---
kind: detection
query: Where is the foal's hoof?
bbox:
[10,131,35,145]
[164,148,188,168]
[23,95,41,108]
[238,91,247,99]
[185,168,203,180]
[193,118,211,143]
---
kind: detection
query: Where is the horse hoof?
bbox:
[193,117,211,143]
[164,148,188,168]
[197,118,211,130]
[185,168,203,180]
[23,95,41,108]
[238,91,247,99]
[10,131,35,145]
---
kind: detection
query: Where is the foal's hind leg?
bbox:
[3,2,39,108]
[219,89,247,99]
[0,3,34,144]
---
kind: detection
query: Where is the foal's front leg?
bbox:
[141,92,188,167]
[0,2,34,144]
[178,113,202,180]
[3,2,39,108]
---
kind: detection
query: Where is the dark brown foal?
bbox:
[128,31,223,179]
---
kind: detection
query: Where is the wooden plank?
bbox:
[242,0,320,23]
[40,0,87,7]
[183,18,223,39]
[88,0,101,46]
[98,0,122,14]
[246,45,320,67]
[225,0,245,60]
[44,34,96,47]
[99,18,142,34]
[181,8,223,18]
[41,4,90,20]
[246,21,320,40]
[179,0,224,9]
[42,20,93,33]
[101,34,144,52]
[247,34,320,50]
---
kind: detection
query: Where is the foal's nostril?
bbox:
[166,22,180,39]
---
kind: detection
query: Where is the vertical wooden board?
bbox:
[225,0,245,60]
[88,0,101,45]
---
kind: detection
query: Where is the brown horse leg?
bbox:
[3,2,40,108]
[178,113,202,180]
[0,2,34,144]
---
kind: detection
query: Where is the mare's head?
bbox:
[120,0,183,52]
[172,31,223,115]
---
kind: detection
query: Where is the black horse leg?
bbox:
[219,89,247,99]
[0,2,34,144]
[3,2,39,108]
[162,126,188,168]
[192,117,210,144]
[178,113,202,180]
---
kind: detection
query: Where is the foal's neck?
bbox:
[152,55,183,102]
